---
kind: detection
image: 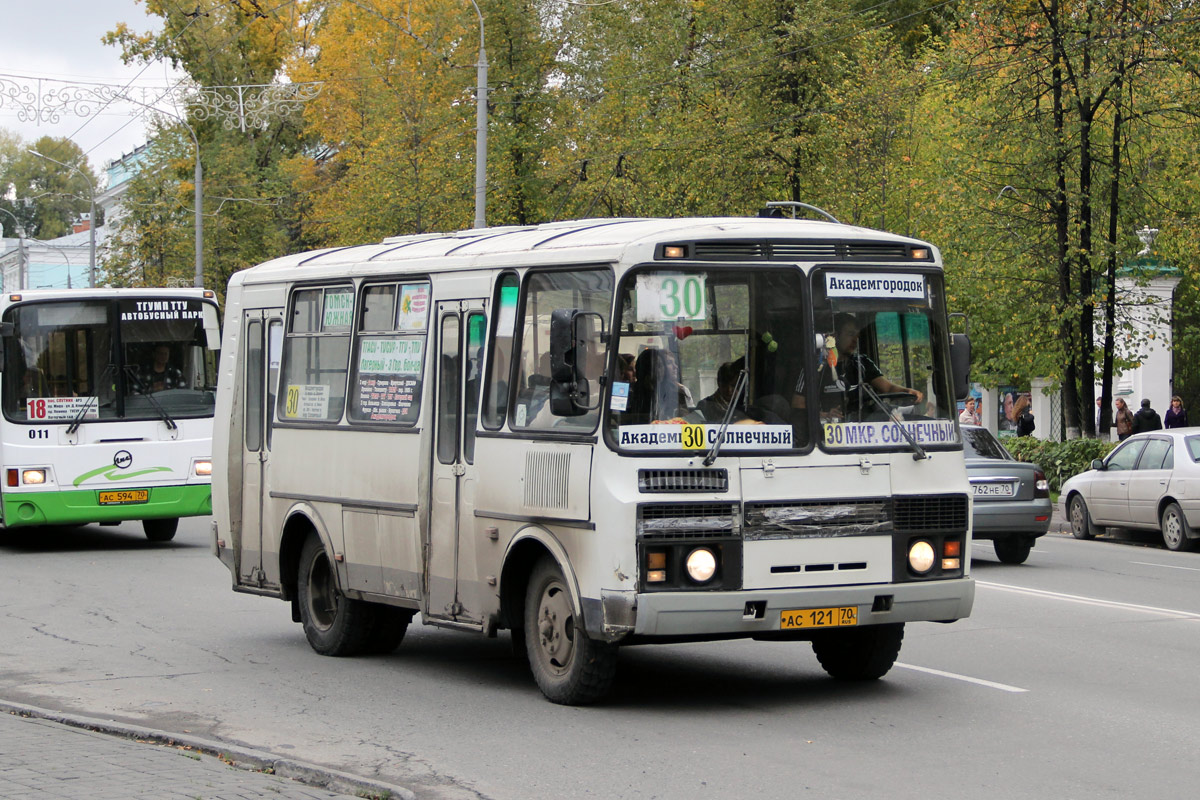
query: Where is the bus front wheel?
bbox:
[812,622,904,680]
[297,534,373,656]
[524,556,617,705]
[143,518,178,542]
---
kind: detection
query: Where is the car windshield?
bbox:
[2,297,220,423]
[963,427,1010,460]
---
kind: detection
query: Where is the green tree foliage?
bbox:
[104,0,308,293]
[0,134,98,239]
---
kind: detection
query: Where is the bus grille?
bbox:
[637,503,738,540]
[638,469,729,493]
[893,495,969,531]
[743,499,891,539]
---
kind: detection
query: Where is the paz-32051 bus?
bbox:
[213,209,974,704]
[1,288,221,540]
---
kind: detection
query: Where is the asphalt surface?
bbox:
[0,500,1121,800]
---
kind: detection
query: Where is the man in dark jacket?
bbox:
[1132,398,1163,434]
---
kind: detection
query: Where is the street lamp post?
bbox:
[468,0,488,229]
[0,207,28,290]
[28,149,95,288]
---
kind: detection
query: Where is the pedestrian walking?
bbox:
[1114,397,1134,440]
[1165,395,1189,429]
[1014,394,1035,437]
[1132,398,1163,434]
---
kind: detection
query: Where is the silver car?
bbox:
[1060,428,1200,551]
[963,425,1052,564]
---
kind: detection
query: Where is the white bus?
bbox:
[213,210,975,704]
[1,288,221,541]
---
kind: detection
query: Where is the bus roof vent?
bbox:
[770,242,840,261]
[845,242,911,261]
[692,241,766,260]
[638,469,729,494]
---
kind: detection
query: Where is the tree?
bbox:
[0,134,98,240]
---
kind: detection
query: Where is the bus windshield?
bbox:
[2,296,219,424]
[606,265,958,454]
[810,267,957,451]
[607,266,809,452]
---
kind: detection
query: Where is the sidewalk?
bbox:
[0,701,415,800]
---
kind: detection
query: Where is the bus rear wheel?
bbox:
[524,557,617,705]
[297,534,374,656]
[143,518,178,542]
[812,622,904,680]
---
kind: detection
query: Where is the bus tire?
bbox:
[364,607,414,654]
[297,534,373,656]
[524,556,617,705]
[812,622,904,681]
[143,518,179,542]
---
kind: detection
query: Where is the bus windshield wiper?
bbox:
[703,368,748,467]
[125,366,178,431]
[853,355,926,461]
[66,361,115,435]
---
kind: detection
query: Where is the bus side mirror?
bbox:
[950,333,971,401]
[0,321,11,369]
[202,304,222,350]
[550,309,605,416]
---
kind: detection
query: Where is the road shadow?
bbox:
[342,623,907,711]
[0,524,201,554]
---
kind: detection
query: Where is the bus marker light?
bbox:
[6,469,17,487]
[193,460,212,476]
[22,469,46,485]
[910,247,930,260]
[686,548,717,582]
[663,245,687,259]
[908,540,935,574]
[647,570,667,583]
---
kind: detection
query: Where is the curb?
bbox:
[0,699,416,800]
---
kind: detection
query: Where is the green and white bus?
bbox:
[213,210,975,704]
[1,288,221,540]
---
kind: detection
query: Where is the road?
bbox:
[1,518,1198,800]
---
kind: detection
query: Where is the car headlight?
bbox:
[685,547,717,582]
[908,540,936,574]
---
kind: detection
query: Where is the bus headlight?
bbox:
[193,459,212,477]
[908,540,936,574]
[685,547,717,583]
[22,469,46,485]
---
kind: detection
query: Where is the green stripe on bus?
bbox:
[1,484,212,528]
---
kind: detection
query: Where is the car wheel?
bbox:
[524,556,618,705]
[1069,495,1095,540]
[993,537,1033,564]
[811,623,904,680]
[1160,502,1195,552]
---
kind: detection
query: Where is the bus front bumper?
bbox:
[590,577,974,640]
[2,484,212,528]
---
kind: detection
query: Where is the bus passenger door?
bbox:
[240,311,282,586]
[427,301,486,625]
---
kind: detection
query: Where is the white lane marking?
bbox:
[978,580,1200,620]
[896,663,1028,693]
[1131,560,1200,573]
